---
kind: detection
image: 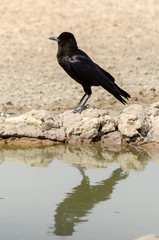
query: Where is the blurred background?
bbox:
[0,0,158,116]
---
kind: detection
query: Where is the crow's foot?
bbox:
[70,103,80,111]
[73,104,89,114]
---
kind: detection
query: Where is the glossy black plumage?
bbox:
[49,32,130,113]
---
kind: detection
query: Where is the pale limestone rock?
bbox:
[80,117,101,138]
[2,111,45,138]
[0,116,6,134]
[146,102,159,142]
[0,109,6,117]
[81,108,100,118]
[148,101,159,118]
[66,117,100,139]
[118,104,149,137]
[45,128,66,142]
[101,115,116,133]
[101,131,122,146]
[147,116,159,142]
[66,112,116,139]
[1,104,159,147]
[5,110,58,131]
[4,122,43,138]
[0,108,114,141]
[59,110,82,127]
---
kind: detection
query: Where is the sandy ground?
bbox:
[0,0,159,116]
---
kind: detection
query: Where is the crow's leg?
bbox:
[73,93,87,110]
[73,94,91,113]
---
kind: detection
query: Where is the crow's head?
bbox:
[49,32,77,49]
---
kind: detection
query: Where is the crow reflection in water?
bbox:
[49,32,130,113]
[53,167,128,236]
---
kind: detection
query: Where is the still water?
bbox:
[0,144,159,240]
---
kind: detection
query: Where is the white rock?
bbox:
[147,116,159,142]
[101,115,116,133]
[146,102,159,142]
[148,101,159,118]
[118,104,149,137]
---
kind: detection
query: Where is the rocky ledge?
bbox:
[0,102,159,148]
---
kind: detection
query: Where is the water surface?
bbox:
[0,145,159,240]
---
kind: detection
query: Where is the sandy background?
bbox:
[0,0,159,116]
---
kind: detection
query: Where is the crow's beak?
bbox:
[48,36,59,41]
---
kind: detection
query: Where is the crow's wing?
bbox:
[96,64,115,83]
[69,54,115,88]
[69,54,128,104]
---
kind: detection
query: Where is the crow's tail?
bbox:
[115,84,131,99]
[111,84,131,105]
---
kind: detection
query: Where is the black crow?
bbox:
[49,32,130,113]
